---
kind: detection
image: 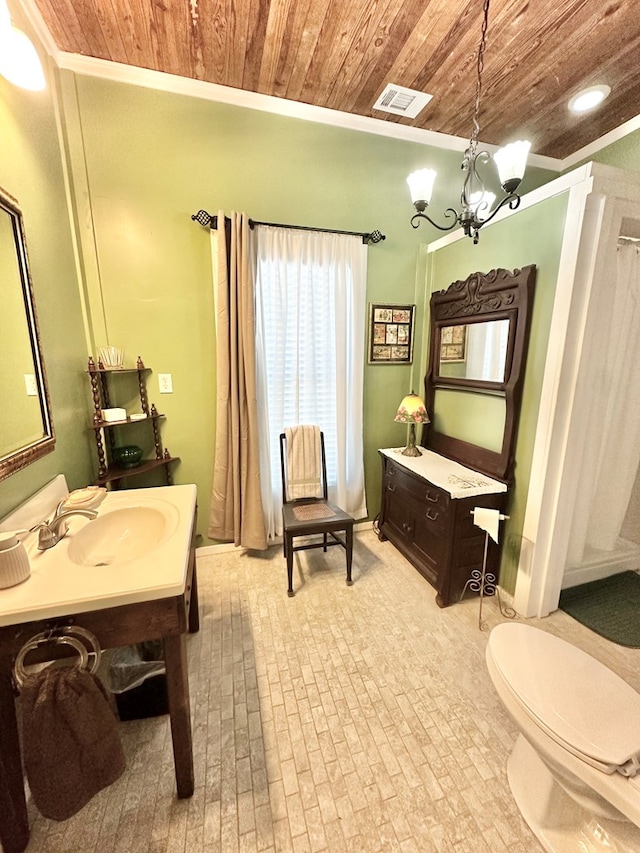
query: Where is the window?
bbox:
[254,226,368,539]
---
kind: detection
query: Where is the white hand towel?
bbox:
[285,425,323,500]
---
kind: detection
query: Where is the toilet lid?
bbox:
[488,623,640,773]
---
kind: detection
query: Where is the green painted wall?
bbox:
[433,389,505,453]
[583,128,640,173]
[60,73,555,543]
[426,192,569,593]
[0,13,94,522]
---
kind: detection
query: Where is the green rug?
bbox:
[559,571,640,648]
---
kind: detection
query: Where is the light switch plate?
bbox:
[24,374,38,396]
[158,373,173,393]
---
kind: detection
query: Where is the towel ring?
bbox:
[12,626,102,690]
[61,625,102,672]
[13,635,88,690]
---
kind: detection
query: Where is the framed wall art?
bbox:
[440,324,467,362]
[368,303,415,364]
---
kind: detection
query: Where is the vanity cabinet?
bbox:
[86,356,179,487]
[378,450,507,607]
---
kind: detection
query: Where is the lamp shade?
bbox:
[394,393,430,424]
[407,169,437,206]
[494,140,531,191]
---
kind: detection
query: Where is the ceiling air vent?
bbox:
[373,84,433,119]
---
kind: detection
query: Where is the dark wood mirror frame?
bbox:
[0,187,55,481]
[422,265,536,483]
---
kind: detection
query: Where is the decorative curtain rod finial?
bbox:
[364,230,386,245]
[191,209,214,228]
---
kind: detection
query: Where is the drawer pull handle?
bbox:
[425,491,439,503]
[425,508,439,521]
[387,483,396,493]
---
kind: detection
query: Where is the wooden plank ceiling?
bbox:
[33,0,640,160]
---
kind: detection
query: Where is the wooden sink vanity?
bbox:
[0,484,199,853]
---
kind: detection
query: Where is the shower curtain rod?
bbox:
[191,209,385,245]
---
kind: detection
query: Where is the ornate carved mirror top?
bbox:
[422,265,536,483]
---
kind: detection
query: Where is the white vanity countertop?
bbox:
[0,484,197,627]
[380,448,507,499]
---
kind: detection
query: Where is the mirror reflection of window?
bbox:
[439,319,509,383]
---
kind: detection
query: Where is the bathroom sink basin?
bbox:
[67,503,178,567]
[0,483,197,628]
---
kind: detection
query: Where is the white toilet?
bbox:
[486,622,640,852]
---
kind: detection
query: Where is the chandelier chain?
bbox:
[407,0,528,244]
[470,0,491,155]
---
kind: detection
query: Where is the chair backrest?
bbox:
[280,426,328,503]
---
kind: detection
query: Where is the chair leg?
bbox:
[323,532,328,552]
[286,533,295,597]
[345,524,353,586]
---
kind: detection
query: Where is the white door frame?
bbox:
[514,163,640,617]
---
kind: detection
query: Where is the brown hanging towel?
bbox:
[20,666,126,821]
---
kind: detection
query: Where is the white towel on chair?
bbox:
[285,425,323,500]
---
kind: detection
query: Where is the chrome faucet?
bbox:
[31,499,98,551]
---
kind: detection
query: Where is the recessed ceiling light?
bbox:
[568,85,611,114]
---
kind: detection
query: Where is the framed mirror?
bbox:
[423,266,536,482]
[437,318,510,384]
[0,186,55,480]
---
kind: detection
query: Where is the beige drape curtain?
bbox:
[208,211,267,550]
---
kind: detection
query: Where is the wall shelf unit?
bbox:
[86,356,179,487]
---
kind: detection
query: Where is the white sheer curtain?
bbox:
[254,225,368,540]
[567,241,640,564]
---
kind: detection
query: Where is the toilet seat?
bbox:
[488,623,640,776]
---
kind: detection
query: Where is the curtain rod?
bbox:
[191,209,385,245]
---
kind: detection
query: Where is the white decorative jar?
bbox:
[0,530,30,589]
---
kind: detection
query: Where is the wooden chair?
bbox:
[280,428,354,597]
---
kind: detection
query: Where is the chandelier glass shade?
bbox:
[407,0,530,244]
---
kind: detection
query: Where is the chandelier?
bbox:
[407,0,530,244]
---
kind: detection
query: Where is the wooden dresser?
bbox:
[378,448,507,607]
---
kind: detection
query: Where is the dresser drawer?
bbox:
[379,450,506,608]
[385,460,449,519]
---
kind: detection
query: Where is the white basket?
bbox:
[98,346,124,369]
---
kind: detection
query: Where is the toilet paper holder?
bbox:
[461,509,515,630]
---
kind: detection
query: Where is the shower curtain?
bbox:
[566,240,640,565]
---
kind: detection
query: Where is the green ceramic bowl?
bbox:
[112,445,143,469]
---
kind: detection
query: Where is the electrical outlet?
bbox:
[158,373,173,394]
[24,374,38,396]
